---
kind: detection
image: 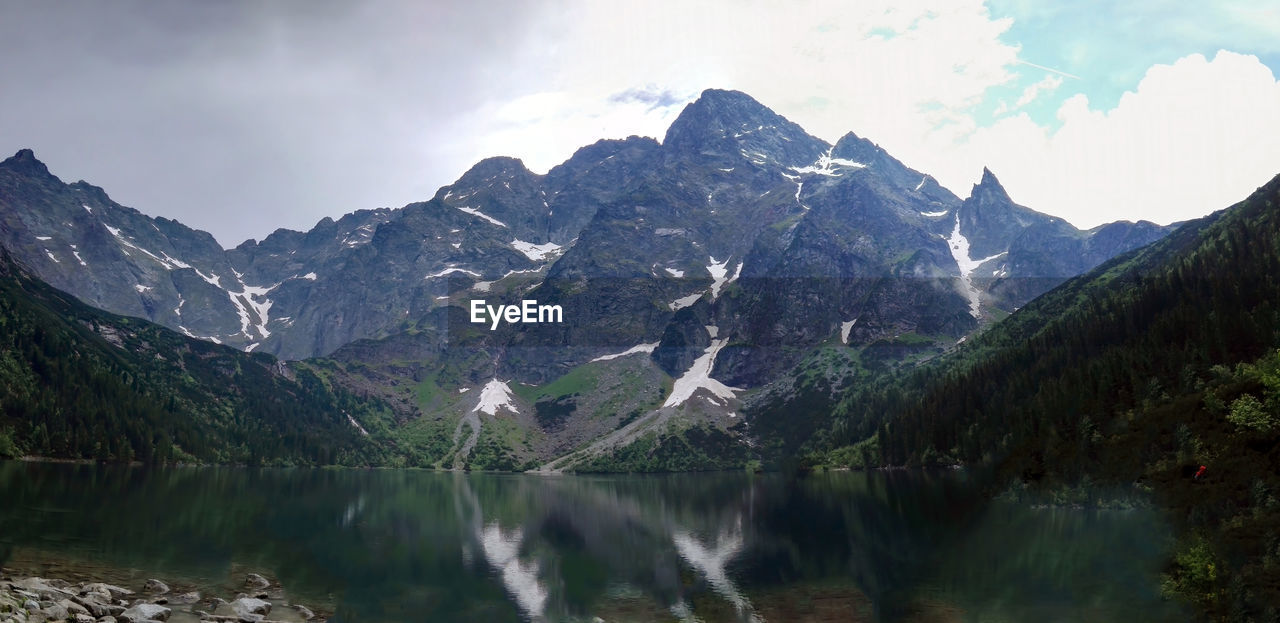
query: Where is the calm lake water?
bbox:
[0,462,1186,622]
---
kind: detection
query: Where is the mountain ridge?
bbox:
[0,87,1177,470]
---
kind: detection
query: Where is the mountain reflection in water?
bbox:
[0,463,1185,622]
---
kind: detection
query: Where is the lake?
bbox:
[0,462,1186,622]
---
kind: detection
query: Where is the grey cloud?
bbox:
[0,1,545,246]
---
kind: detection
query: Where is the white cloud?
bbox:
[459,0,1019,174]
[938,51,1280,227]
[993,74,1063,116]
[464,5,1280,230]
[1015,74,1064,108]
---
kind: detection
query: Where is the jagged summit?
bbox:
[970,167,1013,203]
[0,149,53,179]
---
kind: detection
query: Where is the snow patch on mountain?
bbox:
[946,215,1007,317]
[841,319,858,344]
[227,280,277,339]
[707,256,741,299]
[663,334,740,408]
[669,292,702,311]
[791,147,866,177]
[425,266,481,279]
[474,379,518,415]
[179,325,221,344]
[591,342,659,363]
[456,206,507,228]
[510,239,561,261]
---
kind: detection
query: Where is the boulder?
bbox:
[58,598,89,616]
[230,597,271,618]
[142,580,169,595]
[243,574,270,591]
[119,603,171,622]
[75,592,113,615]
[81,583,133,600]
[39,602,68,621]
[12,578,75,600]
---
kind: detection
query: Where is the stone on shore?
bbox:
[231,596,271,618]
[244,574,270,591]
[142,579,169,595]
[119,602,171,622]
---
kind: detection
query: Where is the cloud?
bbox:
[465,0,1020,174]
[475,4,1280,231]
[607,87,688,111]
[994,74,1064,116]
[5,1,1278,244]
[937,50,1280,228]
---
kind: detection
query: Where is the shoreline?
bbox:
[0,569,325,623]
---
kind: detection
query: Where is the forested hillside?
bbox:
[0,250,388,466]
[821,171,1280,620]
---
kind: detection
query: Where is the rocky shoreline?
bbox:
[0,572,324,623]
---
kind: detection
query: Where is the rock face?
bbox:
[0,90,1171,369]
[0,90,1181,469]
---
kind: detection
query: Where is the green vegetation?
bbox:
[0,250,389,466]
[810,173,1280,620]
[513,363,601,402]
[575,425,751,472]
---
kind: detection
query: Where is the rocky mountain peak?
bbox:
[971,167,1012,204]
[0,149,54,179]
[662,89,825,165]
[831,131,881,163]
[451,156,535,187]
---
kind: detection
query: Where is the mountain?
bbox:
[0,248,386,465]
[818,171,1280,618]
[0,89,1174,470]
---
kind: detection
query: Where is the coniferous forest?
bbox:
[812,172,1280,619]
[0,249,390,466]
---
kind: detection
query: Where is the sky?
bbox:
[2,1,1279,247]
